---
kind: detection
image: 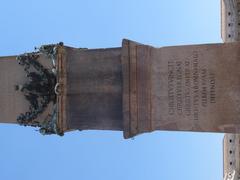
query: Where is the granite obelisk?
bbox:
[1,39,240,138]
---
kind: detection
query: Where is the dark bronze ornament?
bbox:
[15,43,63,135]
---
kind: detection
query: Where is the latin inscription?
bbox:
[167,51,216,121]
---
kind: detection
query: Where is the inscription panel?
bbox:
[152,43,240,132]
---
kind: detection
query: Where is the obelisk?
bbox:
[1,39,240,138]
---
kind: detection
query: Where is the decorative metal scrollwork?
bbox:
[15,43,63,136]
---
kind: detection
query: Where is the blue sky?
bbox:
[0,0,223,180]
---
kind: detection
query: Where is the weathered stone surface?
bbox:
[122,40,240,138]
[2,39,240,139]
[65,47,123,131]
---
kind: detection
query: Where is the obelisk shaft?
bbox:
[0,55,26,123]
